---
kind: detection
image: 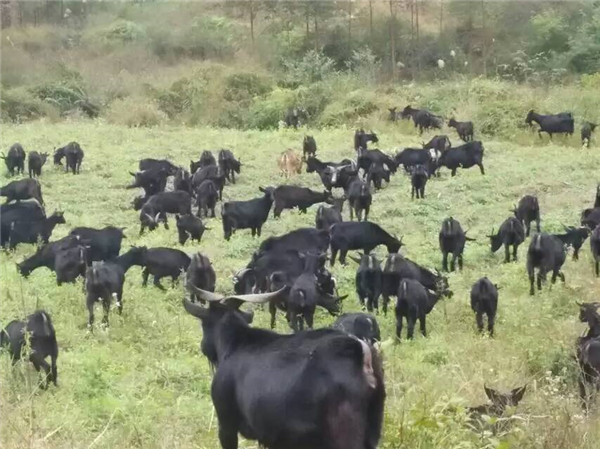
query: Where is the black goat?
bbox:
[218,149,241,184]
[514,195,541,237]
[401,105,443,134]
[140,247,191,290]
[85,247,145,328]
[346,177,371,221]
[448,118,474,142]
[1,178,44,205]
[0,310,58,389]
[222,187,274,240]
[488,216,525,262]
[176,214,208,245]
[8,211,65,249]
[195,179,218,218]
[526,110,574,139]
[28,151,49,178]
[185,252,216,302]
[354,129,379,151]
[351,253,383,313]
[182,288,385,449]
[577,302,600,411]
[382,253,451,316]
[526,233,566,295]
[439,217,473,271]
[315,197,344,231]
[2,143,26,176]
[54,142,83,174]
[470,277,498,336]
[553,226,590,260]
[410,164,428,199]
[582,122,597,148]
[395,278,443,340]
[330,221,403,266]
[332,313,381,344]
[303,135,317,159]
[590,224,600,277]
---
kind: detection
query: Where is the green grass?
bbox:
[1,121,600,449]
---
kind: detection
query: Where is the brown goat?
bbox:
[277,149,303,178]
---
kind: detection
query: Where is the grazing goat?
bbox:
[0,310,58,389]
[395,278,443,340]
[330,221,402,266]
[488,216,525,262]
[277,149,303,178]
[2,143,26,176]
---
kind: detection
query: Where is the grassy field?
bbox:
[1,120,600,449]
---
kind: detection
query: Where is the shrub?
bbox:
[0,87,58,123]
[247,88,296,130]
[105,97,166,127]
[281,51,336,87]
[223,73,272,103]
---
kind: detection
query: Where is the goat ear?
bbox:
[511,386,526,404]
[484,386,501,404]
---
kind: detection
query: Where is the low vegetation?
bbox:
[1,120,600,448]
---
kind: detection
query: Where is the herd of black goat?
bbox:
[1,107,600,449]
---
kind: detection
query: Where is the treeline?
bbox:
[1,1,599,128]
[3,0,599,79]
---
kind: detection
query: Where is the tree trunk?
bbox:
[416,0,420,75]
[305,5,309,40]
[481,0,487,76]
[348,0,352,42]
[369,0,373,40]
[249,0,255,46]
[439,0,443,36]
[389,0,396,80]
[314,15,318,50]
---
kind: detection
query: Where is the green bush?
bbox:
[318,88,379,127]
[0,87,58,123]
[105,97,166,127]
[149,16,238,60]
[223,73,272,103]
[247,88,296,129]
[281,51,336,87]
